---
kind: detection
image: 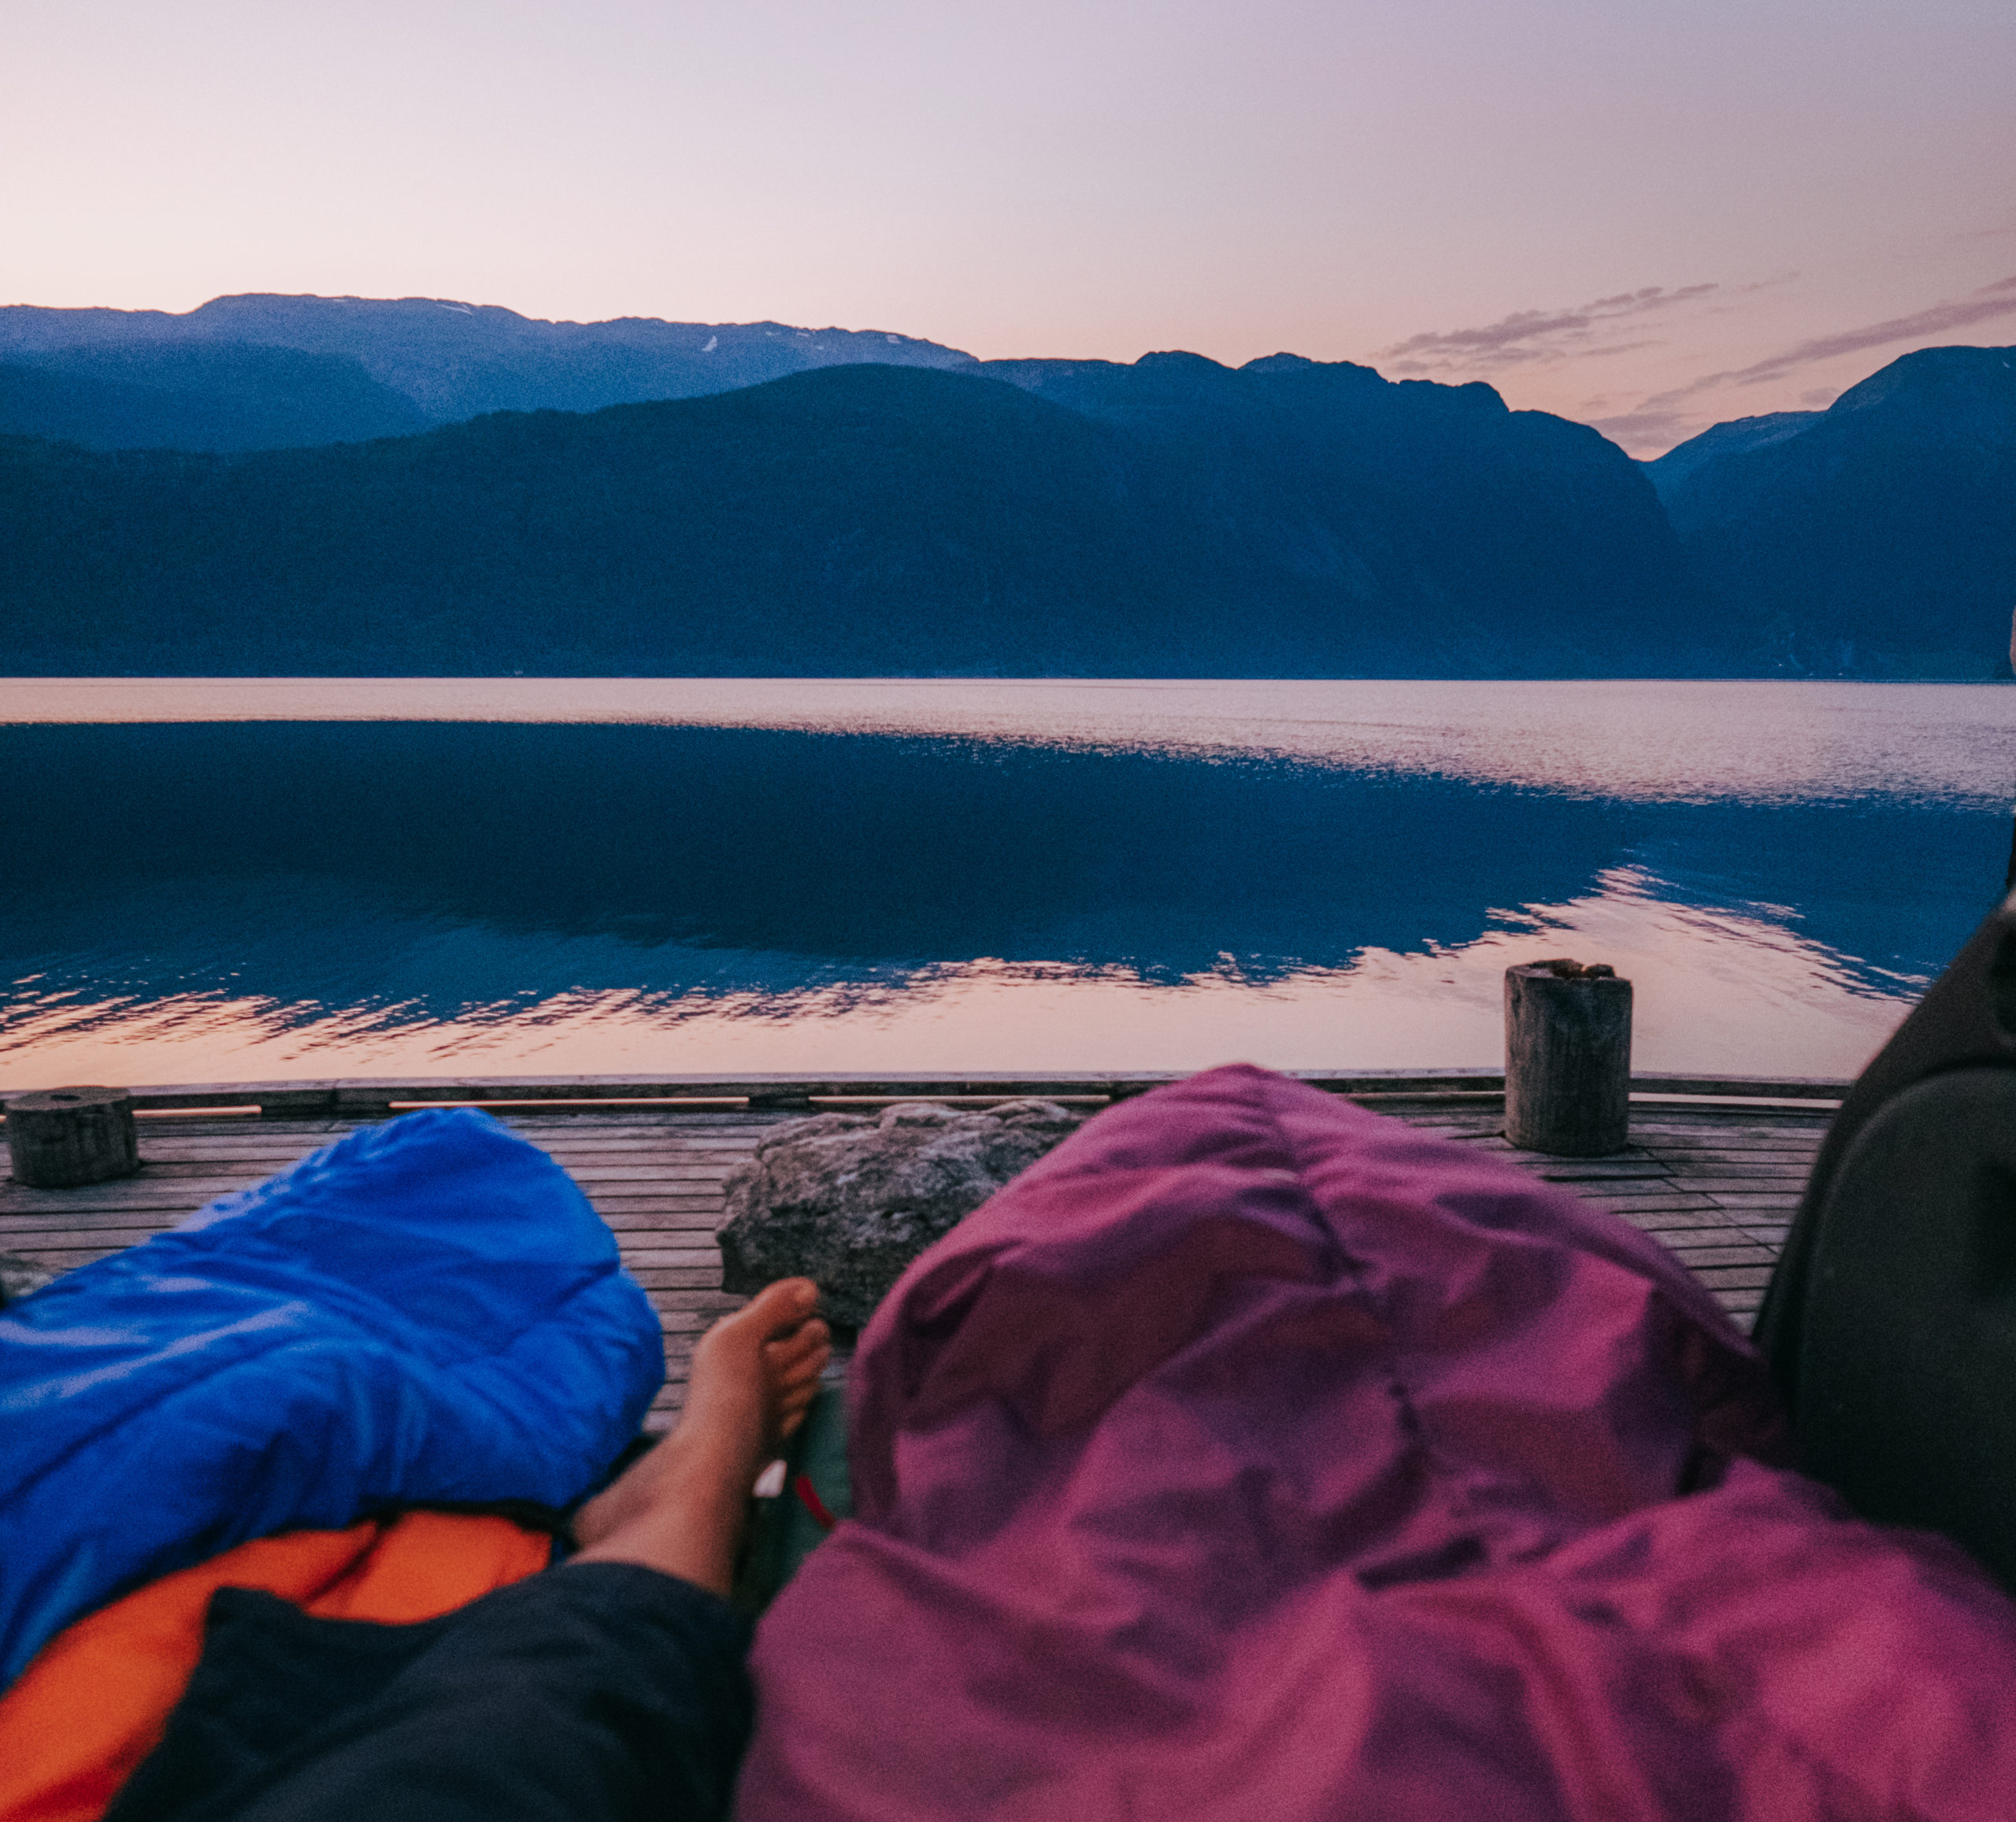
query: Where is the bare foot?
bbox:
[569,1279,831,1595]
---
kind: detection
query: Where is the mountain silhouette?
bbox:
[0,343,434,452]
[0,358,1703,677]
[1645,346,2016,676]
[985,351,1684,653]
[1640,411,1819,500]
[9,293,2008,678]
[0,294,977,425]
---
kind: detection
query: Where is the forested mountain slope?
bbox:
[0,343,433,452]
[0,359,1703,676]
[10,294,2007,677]
[1645,346,2016,676]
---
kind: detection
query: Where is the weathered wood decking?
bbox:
[0,1074,1838,1429]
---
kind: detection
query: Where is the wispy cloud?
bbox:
[1579,274,2016,454]
[1374,283,1719,374]
[1711,279,2016,386]
[1624,275,2016,423]
[1377,272,2016,458]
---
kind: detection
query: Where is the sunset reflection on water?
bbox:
[2,680,2007,1087]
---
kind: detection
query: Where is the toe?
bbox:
[766,1320,831,1367]
[731,1278,822,1342]
[778,1361,828,1398]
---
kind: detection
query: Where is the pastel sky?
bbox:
[10,0,2014,454]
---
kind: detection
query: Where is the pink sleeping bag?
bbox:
[738,1065,2016,1821]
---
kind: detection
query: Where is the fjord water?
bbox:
[1,679,2009,1087]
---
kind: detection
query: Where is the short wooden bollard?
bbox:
[4,1086,141,1188]
[1504,960,1632,1155]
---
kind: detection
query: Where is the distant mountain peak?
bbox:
[1643,342,2016,677]
[0,294,980,424]
[1825,342,2016,420]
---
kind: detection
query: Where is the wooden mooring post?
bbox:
[1504,961,1632,1155]
[4,1087,141,1188]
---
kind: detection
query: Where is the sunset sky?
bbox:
[11,0,2014,454]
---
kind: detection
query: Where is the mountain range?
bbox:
[1643,346,2016,677]
[0,294,974,437]
[1,294,2010,677]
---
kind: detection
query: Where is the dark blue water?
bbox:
[1,702,2007,1086]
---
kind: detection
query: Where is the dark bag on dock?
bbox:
[1757,887,2016,1588]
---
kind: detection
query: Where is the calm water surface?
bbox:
[2,679,2010,1087]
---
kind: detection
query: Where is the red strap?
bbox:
[793,1474,839,1532]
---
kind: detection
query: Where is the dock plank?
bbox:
[2,1093,1828,1426]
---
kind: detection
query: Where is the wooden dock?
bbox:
[0,1072,1840,1430]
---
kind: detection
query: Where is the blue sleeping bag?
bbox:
[0,1107,664,1685]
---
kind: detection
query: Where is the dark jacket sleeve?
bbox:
[107,1565,754,1822]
